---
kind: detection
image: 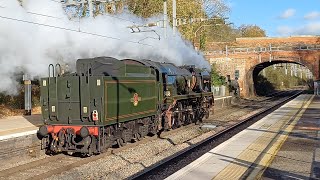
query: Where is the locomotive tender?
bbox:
[38,57,213,155]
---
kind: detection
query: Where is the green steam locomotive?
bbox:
[37,57,213,155]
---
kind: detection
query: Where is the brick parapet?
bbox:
[205,36,320,97]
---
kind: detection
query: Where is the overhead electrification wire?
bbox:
[0,15,154,47]
[0,1,159,45]
[0,5,74,20]
[48,0,161,39]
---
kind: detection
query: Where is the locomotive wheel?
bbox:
[205,109,209,119]
[45,149,55,156]
[184,114,190,125]
[171,117,176,129]
[175,103,183,128]
[164,116,171,130]
[188,113,195,124]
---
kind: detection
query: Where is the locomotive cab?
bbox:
[201,70,211,92]
[160,63,192,96]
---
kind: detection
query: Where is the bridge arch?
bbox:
[246,60,312,97]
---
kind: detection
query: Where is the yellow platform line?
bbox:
[212,95,314,180]
[251,95,314,179]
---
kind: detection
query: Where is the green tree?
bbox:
[125,0,163,18]
[239,24,266,37]
[259,64,308,90]
[211,63,225,86]
[199,33,206,50]
[206,23,241,42]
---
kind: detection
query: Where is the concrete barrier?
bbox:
[214,96,232,109]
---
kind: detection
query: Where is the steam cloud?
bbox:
[0,0,209,94]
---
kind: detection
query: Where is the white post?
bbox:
[172,0,176,36]
[285,64,288,75]
[163,0,167,39]
[88,0,94,17]
[23,74,32,115]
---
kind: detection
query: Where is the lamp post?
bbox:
[193,22,233,50]
[194,25,210,50]
[193,24,223,50]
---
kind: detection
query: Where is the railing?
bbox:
[204,44,320,56]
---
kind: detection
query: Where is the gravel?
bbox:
[1,96,286,180]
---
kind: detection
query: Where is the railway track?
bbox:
[131,90,304,180]
[0,124,194,180]
[0,90,304,179]
[208,90,301,127]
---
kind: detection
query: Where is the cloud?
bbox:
[279,8,296,19]
[276,26,294,36]
[298,22,320,34]
[304,11,320,20]
[276,22,320,36]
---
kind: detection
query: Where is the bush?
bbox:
[0,82,40,109]
[211,64,226,86]
[254,74,275,96]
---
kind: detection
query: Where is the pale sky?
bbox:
[228,0,320,36]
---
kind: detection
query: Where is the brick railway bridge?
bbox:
[203,36,320,97]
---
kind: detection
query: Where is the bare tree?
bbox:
[201,0,230,18]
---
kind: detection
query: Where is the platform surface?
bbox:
[167,94,320,180]
[0,114,41,140]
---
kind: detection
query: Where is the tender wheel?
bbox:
[136,133,142,141]
[117,138,126,147]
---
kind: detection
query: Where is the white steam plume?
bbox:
[0,0,209,94]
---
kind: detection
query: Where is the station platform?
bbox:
[0,96,233,141]
[0,114,41,141]
[167,94,320,180]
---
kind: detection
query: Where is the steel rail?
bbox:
[131,90,304,179]
[0,123,194,180]
[0,90,303,179]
